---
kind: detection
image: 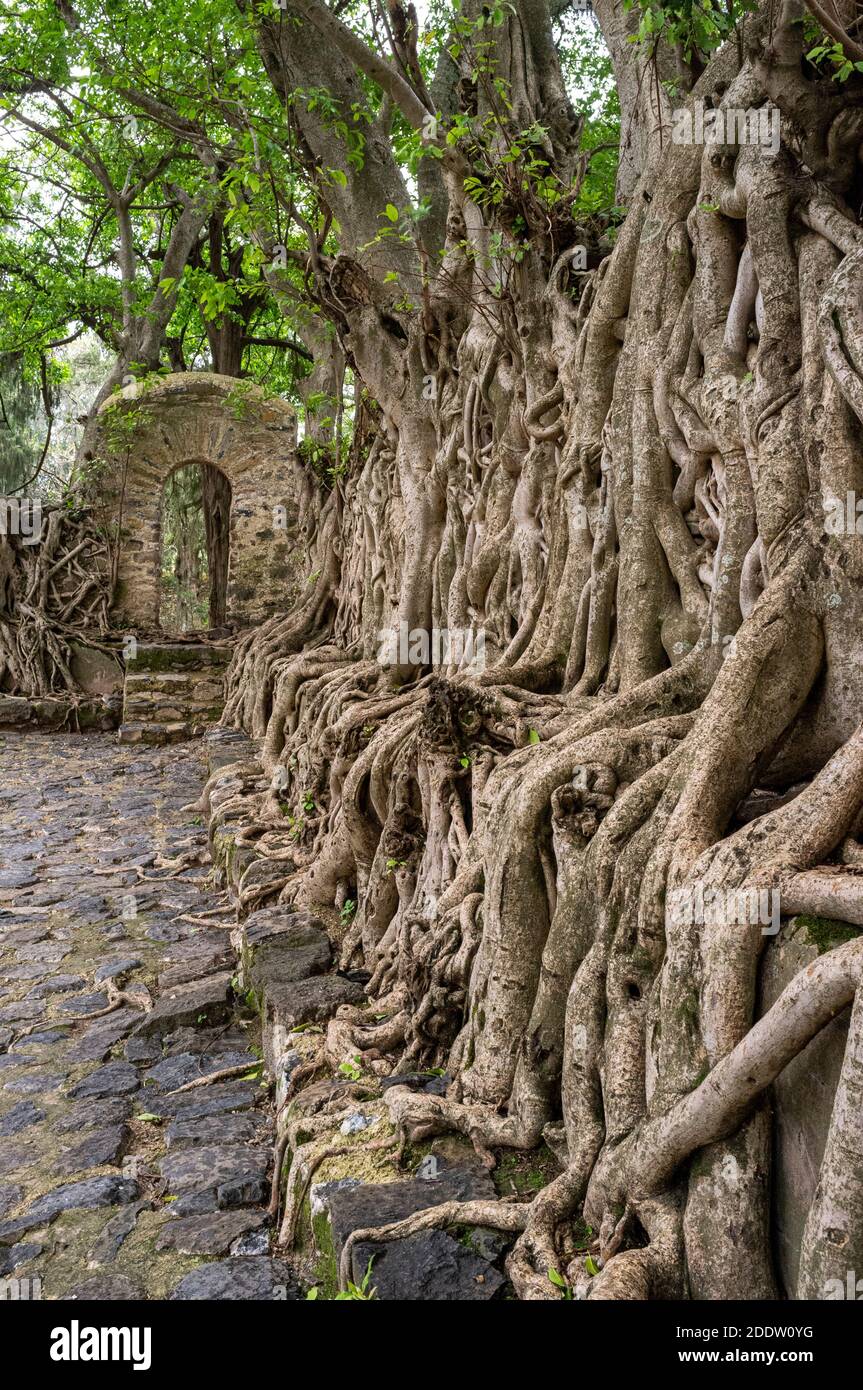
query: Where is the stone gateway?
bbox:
[88,373,308,630]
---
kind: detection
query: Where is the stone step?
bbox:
[125,671,225,692]
[120,640,232,744]
[127,642,232,673]
[123,696,222,720]
[118,720,190,745]
[262,974,365,1080]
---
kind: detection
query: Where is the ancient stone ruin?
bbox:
[88,373,307,632]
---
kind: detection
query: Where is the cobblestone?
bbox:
[0,732,276,1298]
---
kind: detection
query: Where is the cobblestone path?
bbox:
[0,732,293,1300]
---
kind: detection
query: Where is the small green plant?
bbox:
[338,1055,363,1081]
[806,38,863,82]
[385,857,406,874]
[340,898,357,924]
[548,1268,572,1300]
[335,1258,377,1300]
[306,1257,377,1301]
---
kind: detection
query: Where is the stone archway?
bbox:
[90,373,306,630]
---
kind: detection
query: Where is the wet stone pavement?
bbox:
[0,731,294,1300]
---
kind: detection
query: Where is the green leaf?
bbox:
[385,203,399,222]
[528,728,541,744]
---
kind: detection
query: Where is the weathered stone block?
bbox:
[262,975,365,1073]
[323,1166,496,1259]
[134,972,234,1036]
[232,908,331,994]
[352,1229,505,1301]
[169,1255,298,1300]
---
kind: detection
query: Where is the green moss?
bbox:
[571,1216,594,1250]
[26,1207,204,1300]
[493,1144,558,1197]
[799,914,861,955]
[76,705,106,729]
[311,1207,339,1299]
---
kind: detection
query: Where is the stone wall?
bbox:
[760,916,859,1296]
[88,373,308,631]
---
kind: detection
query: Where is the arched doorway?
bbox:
[158,461,232,632]
[89,373,305,630]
